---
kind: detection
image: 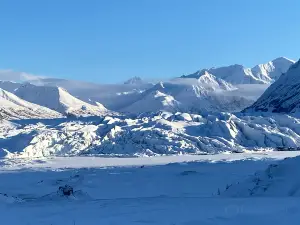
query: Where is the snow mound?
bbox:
[183,57,294,84]
[2,112,300,157]
[14,83,109,116]
[221,156,300,197]
[0,88,62,120]
[244,59,300,113]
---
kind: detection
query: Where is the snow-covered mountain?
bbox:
[0,88,62,120]
[183,57,295,84]
[0,56,293,116]
[21,77,154,110]
[14,84,108,116]
[244,59,300,113]
[121,76,252,114]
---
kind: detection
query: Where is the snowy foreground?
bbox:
[1,112,300,158]
[1,152,300,225]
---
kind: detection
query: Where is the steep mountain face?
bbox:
[244,59,300,113]
[183,57,295,84]
[14,84,108,116]
[0,88,62,120]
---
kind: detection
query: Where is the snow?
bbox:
[0,56,300,224]
[1,112,300,158]
[222,154,300,197]
[1,152,300,224]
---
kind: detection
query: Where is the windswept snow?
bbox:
[14,83,108,116]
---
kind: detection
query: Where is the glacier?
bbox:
[0,111,299,158]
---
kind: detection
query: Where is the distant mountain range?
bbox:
[182,57,294,84]
[0,57,296,119]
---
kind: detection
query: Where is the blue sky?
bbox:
[0,0,299,83]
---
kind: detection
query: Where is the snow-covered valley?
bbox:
[0,56,300,224]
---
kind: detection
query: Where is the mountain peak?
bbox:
[271,56,296,64]
[124,76,143,85]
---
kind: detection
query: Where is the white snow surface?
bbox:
[14,83,108,116]
[1,112,300,158]
[1,152,300,224]
[222,155,300,197]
